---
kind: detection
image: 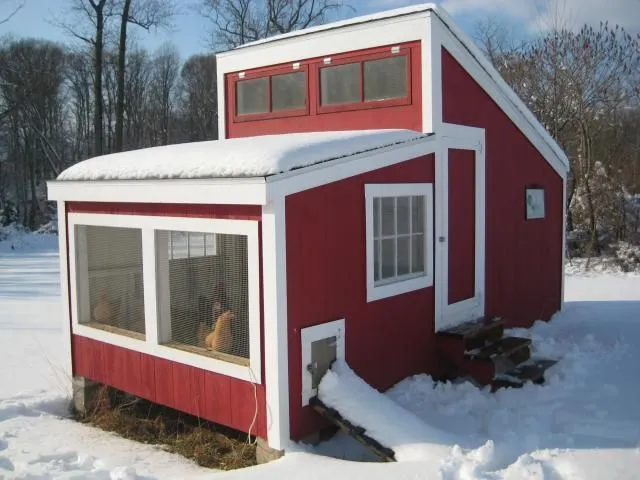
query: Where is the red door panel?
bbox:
[448,149,476,305]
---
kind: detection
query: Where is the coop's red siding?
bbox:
[71,335,267,437]
[441,48,563,326]
[448,148,476,304]
[66,201,266,438]
[225,42,423,139]
[285,154,436,440]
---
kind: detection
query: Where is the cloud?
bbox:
[438,0,640,33]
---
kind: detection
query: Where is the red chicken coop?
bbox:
[48,3,568,458]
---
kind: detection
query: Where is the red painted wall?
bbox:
[285,154,436,440]
[441,48,563,326]
[72,335,266,437]
[66,202,266,438]
[448,149,476,304]
[225,42,422,139]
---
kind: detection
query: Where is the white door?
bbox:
[435,133,486,331]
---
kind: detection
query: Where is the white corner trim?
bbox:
[301,319,345,406]
[67,212,262,384]
[427,13,443,134]
[47,178,267,206]
[261,199,290,450]
[56,201,73,383]
[364,183,434,303]
[431,13,569,177]
[267,135,437,200]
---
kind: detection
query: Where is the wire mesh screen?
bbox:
[77,225,146,337]
[161,230,249,361]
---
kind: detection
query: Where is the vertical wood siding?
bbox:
[441,48,563,326]
[448,148,476,304]
[225,43,423,139]
[285,154,436,440]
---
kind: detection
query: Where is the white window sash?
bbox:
[365,183,434,302]
[67,212,262,384]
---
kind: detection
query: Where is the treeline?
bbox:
[0,40,217,229]
[477,21,640,257]
[0,0,350,230]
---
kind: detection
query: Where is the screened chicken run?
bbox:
[76,226,250,364]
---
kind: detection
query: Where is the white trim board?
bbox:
[261,199,291,451]
[56,201,73,385]
[47,178,267,205]
[67,212,262,384]
[435,128,486,331]
[364,183,435,303]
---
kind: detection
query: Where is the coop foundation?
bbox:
[72,375,103,414]
[255,438,285,464]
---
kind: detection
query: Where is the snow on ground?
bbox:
[1,230,640,479]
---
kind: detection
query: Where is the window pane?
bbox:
[397,236,410,276]
[320,63,361,105]
[381,238,395,279]
[188,232,205,258]
[381,197,395,236]
[397,196,410,235]
[412,233,425,273]
[80,225,145,337]
[162,231,250,360]
[364,56,407,102]
[204,233,216,256]
[237,77,269,115]
[374,238,380,281]
[412,195,424,234]
[272,72,306,111]
[373,197,380,237]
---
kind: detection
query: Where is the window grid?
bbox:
[374,195,425,286]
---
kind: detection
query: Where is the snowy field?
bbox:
[1,230,640,479]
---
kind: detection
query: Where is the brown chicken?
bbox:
[205,311,235,354]
[93,294,113,324]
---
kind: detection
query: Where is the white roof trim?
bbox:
[218,3,436,54]
[432,8,569,172]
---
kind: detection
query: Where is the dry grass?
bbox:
[73,386,256,470]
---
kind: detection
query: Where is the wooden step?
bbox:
[492,358,558,390]
[465,336,530,361]
[436,317,505,366]
[460,336,531,385]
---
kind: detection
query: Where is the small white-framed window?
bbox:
[365,183,434,302]
[67,213,262,384]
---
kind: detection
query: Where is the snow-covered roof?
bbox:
[56,130,428,182]
[233,3,436,50]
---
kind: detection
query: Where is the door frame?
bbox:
[435,124,486,331]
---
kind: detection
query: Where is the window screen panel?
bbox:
[271,72,306,111]
[364,56,408,102]
[78,225,145,337]
[237,77,269,115]
[161,231,249,361]
[320,63,361,106]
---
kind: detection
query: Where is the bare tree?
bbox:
[115,0,176,152]
[147,43,180,145]
[201,0,353,50]
[0,0,24,25]
[179,54,218,141]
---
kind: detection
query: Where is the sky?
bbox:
[2,0,640,59]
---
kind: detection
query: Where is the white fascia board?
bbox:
[47,178,268,205]
[216,13,431,74]
[265,135,438,201]
[431,11,570,177]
